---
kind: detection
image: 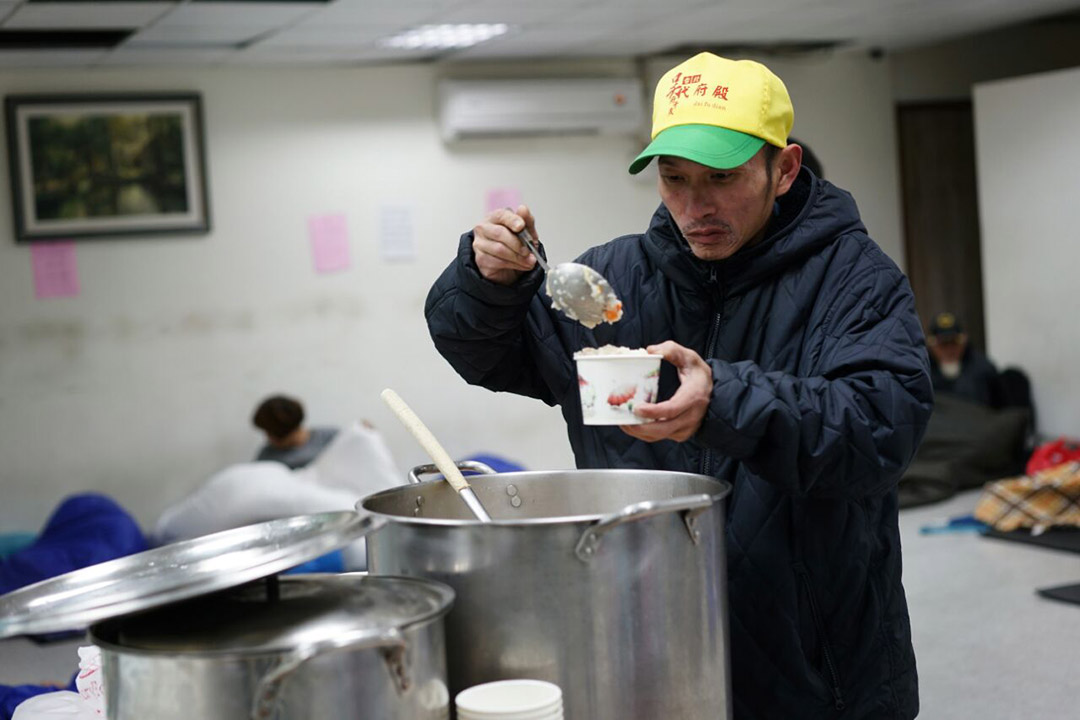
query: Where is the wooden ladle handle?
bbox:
[380,388,471,494]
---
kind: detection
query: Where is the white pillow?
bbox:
[294,421,404,497]
[152,423,405,570]
[153,462,360,545]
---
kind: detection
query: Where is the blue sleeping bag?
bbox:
[0,493,147,597]
[0,493,146,719]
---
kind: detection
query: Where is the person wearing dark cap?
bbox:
[251,394,338,470]
[927,312,1000,406]
[426,51,930,719]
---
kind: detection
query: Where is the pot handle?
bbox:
[348,504,389,537]
[408,460,497,484]
[575,493,714,562]
[251,627,410,720]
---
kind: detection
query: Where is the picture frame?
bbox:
[4,93,210,242]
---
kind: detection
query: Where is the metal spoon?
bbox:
[515,228,623,328]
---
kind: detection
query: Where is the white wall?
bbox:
[731,51,904,265]
[891,22,1080,102]
[0,51,903,532]
[974,66,1080,438]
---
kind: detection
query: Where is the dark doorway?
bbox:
[897,101,986,351]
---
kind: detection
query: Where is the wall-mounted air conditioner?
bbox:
[437,78,646,141]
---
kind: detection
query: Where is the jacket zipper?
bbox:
[700,266,723,476]
[798,570,847,712]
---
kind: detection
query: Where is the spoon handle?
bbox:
[515,229,549,273]
[380,389,468,493]
[380,389,493,523]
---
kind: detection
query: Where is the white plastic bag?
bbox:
[12,645,105,719]
[74,646,106,717]
[11,692,96,720]
[297,421,404,496]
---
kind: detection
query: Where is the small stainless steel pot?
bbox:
[0,512,454,720]
[90,573,453,720]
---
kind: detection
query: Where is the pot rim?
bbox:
[360,469,731,527]
[88,573,454,658]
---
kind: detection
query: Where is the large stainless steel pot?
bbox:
[91,573,453,720]
[361,467,733,720]
[0,512,455,720]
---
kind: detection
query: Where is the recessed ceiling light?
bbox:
[379,23,510,51]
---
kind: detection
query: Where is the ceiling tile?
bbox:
[100,45,233,65]
[232,41,437,64]
[449,23,613,59]
[255,25,387,48]
[126,23,270,46]
[625,2,819,48]
[297,0,460,28]
[0,48,106,66]
[558,0,685,32]
[431,0,601,25]
[565,31,692,58]
[3,2,175,29]
[0,2,18,24]
[612,0,712,5]
[0,0,1074,67]
[152,2,316,29]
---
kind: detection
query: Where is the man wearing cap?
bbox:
[927,311,1000,406]
[426,52,931,719]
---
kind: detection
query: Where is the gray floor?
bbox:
[0,633,84,687]
[900,490,1080,719]
[2,489,1079,716]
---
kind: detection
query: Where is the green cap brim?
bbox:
[628,124,766,175]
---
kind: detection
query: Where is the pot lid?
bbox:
[0,511,383,639]
[90,573,454,654]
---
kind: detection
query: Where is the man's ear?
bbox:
[774,144,804,196]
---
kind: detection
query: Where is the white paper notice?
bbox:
[378,204,416,262]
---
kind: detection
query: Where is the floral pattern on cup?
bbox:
[574,354,661,425]
[578,375,596,413]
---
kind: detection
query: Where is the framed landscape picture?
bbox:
[4,93,210,242]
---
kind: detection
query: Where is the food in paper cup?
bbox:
[573,345,661,425]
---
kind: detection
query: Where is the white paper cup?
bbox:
[455,679,562,719]
[459,710,561,720]
[459,709,561,720]
[574,352,661,425]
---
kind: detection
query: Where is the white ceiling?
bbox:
[0,0,1078,69]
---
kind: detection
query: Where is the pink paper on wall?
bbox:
[485,187,522,214]
[31,241,80,299]
[308,213,351,274]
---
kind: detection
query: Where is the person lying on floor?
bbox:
[154,421,403,569]
[251,394,340,470]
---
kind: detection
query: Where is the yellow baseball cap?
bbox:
[629,52,794,174]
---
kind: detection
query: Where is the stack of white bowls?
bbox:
[455,679,563,720]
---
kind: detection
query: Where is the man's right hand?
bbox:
[472,205,540,285]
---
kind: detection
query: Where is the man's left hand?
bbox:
[621,341,712,443]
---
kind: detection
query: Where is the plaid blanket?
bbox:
[974,462,1080,532]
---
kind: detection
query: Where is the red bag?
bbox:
[1025,437,1080,476]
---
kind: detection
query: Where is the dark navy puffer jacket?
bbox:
[426,169,933,720]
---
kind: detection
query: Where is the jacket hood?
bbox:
[644,168,867,295]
